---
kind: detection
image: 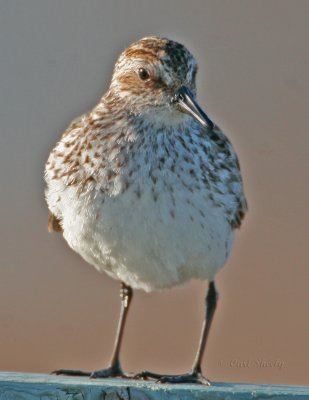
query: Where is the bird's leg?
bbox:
[53,282,133,379]
[135,281,218,385]
[90,282,133,378]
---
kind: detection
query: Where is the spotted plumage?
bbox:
[45,36,247,384]
[45,36,247,291]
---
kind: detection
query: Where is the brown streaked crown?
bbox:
[122,36,197,81]
[108,37,198,107]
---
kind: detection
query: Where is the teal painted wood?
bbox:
[0,372,308,399]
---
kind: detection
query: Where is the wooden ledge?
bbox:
[0,372,308,399]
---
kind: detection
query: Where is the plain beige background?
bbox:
[0,0,308,386]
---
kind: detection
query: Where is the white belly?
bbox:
[58,183,233,292]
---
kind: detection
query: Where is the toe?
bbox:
[90,366,126,379]
[52,369,91,377]
[135,371,211,385]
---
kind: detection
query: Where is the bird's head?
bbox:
[107,36,213,130]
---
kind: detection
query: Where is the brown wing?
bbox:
[45,115,87,234]
[48,211,63,233]
[230,203,247,229]
[208,126,248,230]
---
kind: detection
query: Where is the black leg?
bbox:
[53,282,133,379]
[191,281,218,375]
[135,281,218,385]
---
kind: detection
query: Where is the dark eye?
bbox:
[138,67,150,81]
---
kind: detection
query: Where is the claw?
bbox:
[134,371,150,381]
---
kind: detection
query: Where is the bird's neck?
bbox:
[98,90,190,132]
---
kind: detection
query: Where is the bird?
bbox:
[44,36,247,385]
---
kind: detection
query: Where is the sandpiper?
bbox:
[45,36,247,384]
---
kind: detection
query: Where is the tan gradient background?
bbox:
[0,0,308,386]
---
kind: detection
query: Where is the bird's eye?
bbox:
[138,68,150,81]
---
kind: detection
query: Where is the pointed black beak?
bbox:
[173,86,214,131]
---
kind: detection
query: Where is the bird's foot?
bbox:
[53,365,128,379]
[134,370,210,385]
[90,365,127,379]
